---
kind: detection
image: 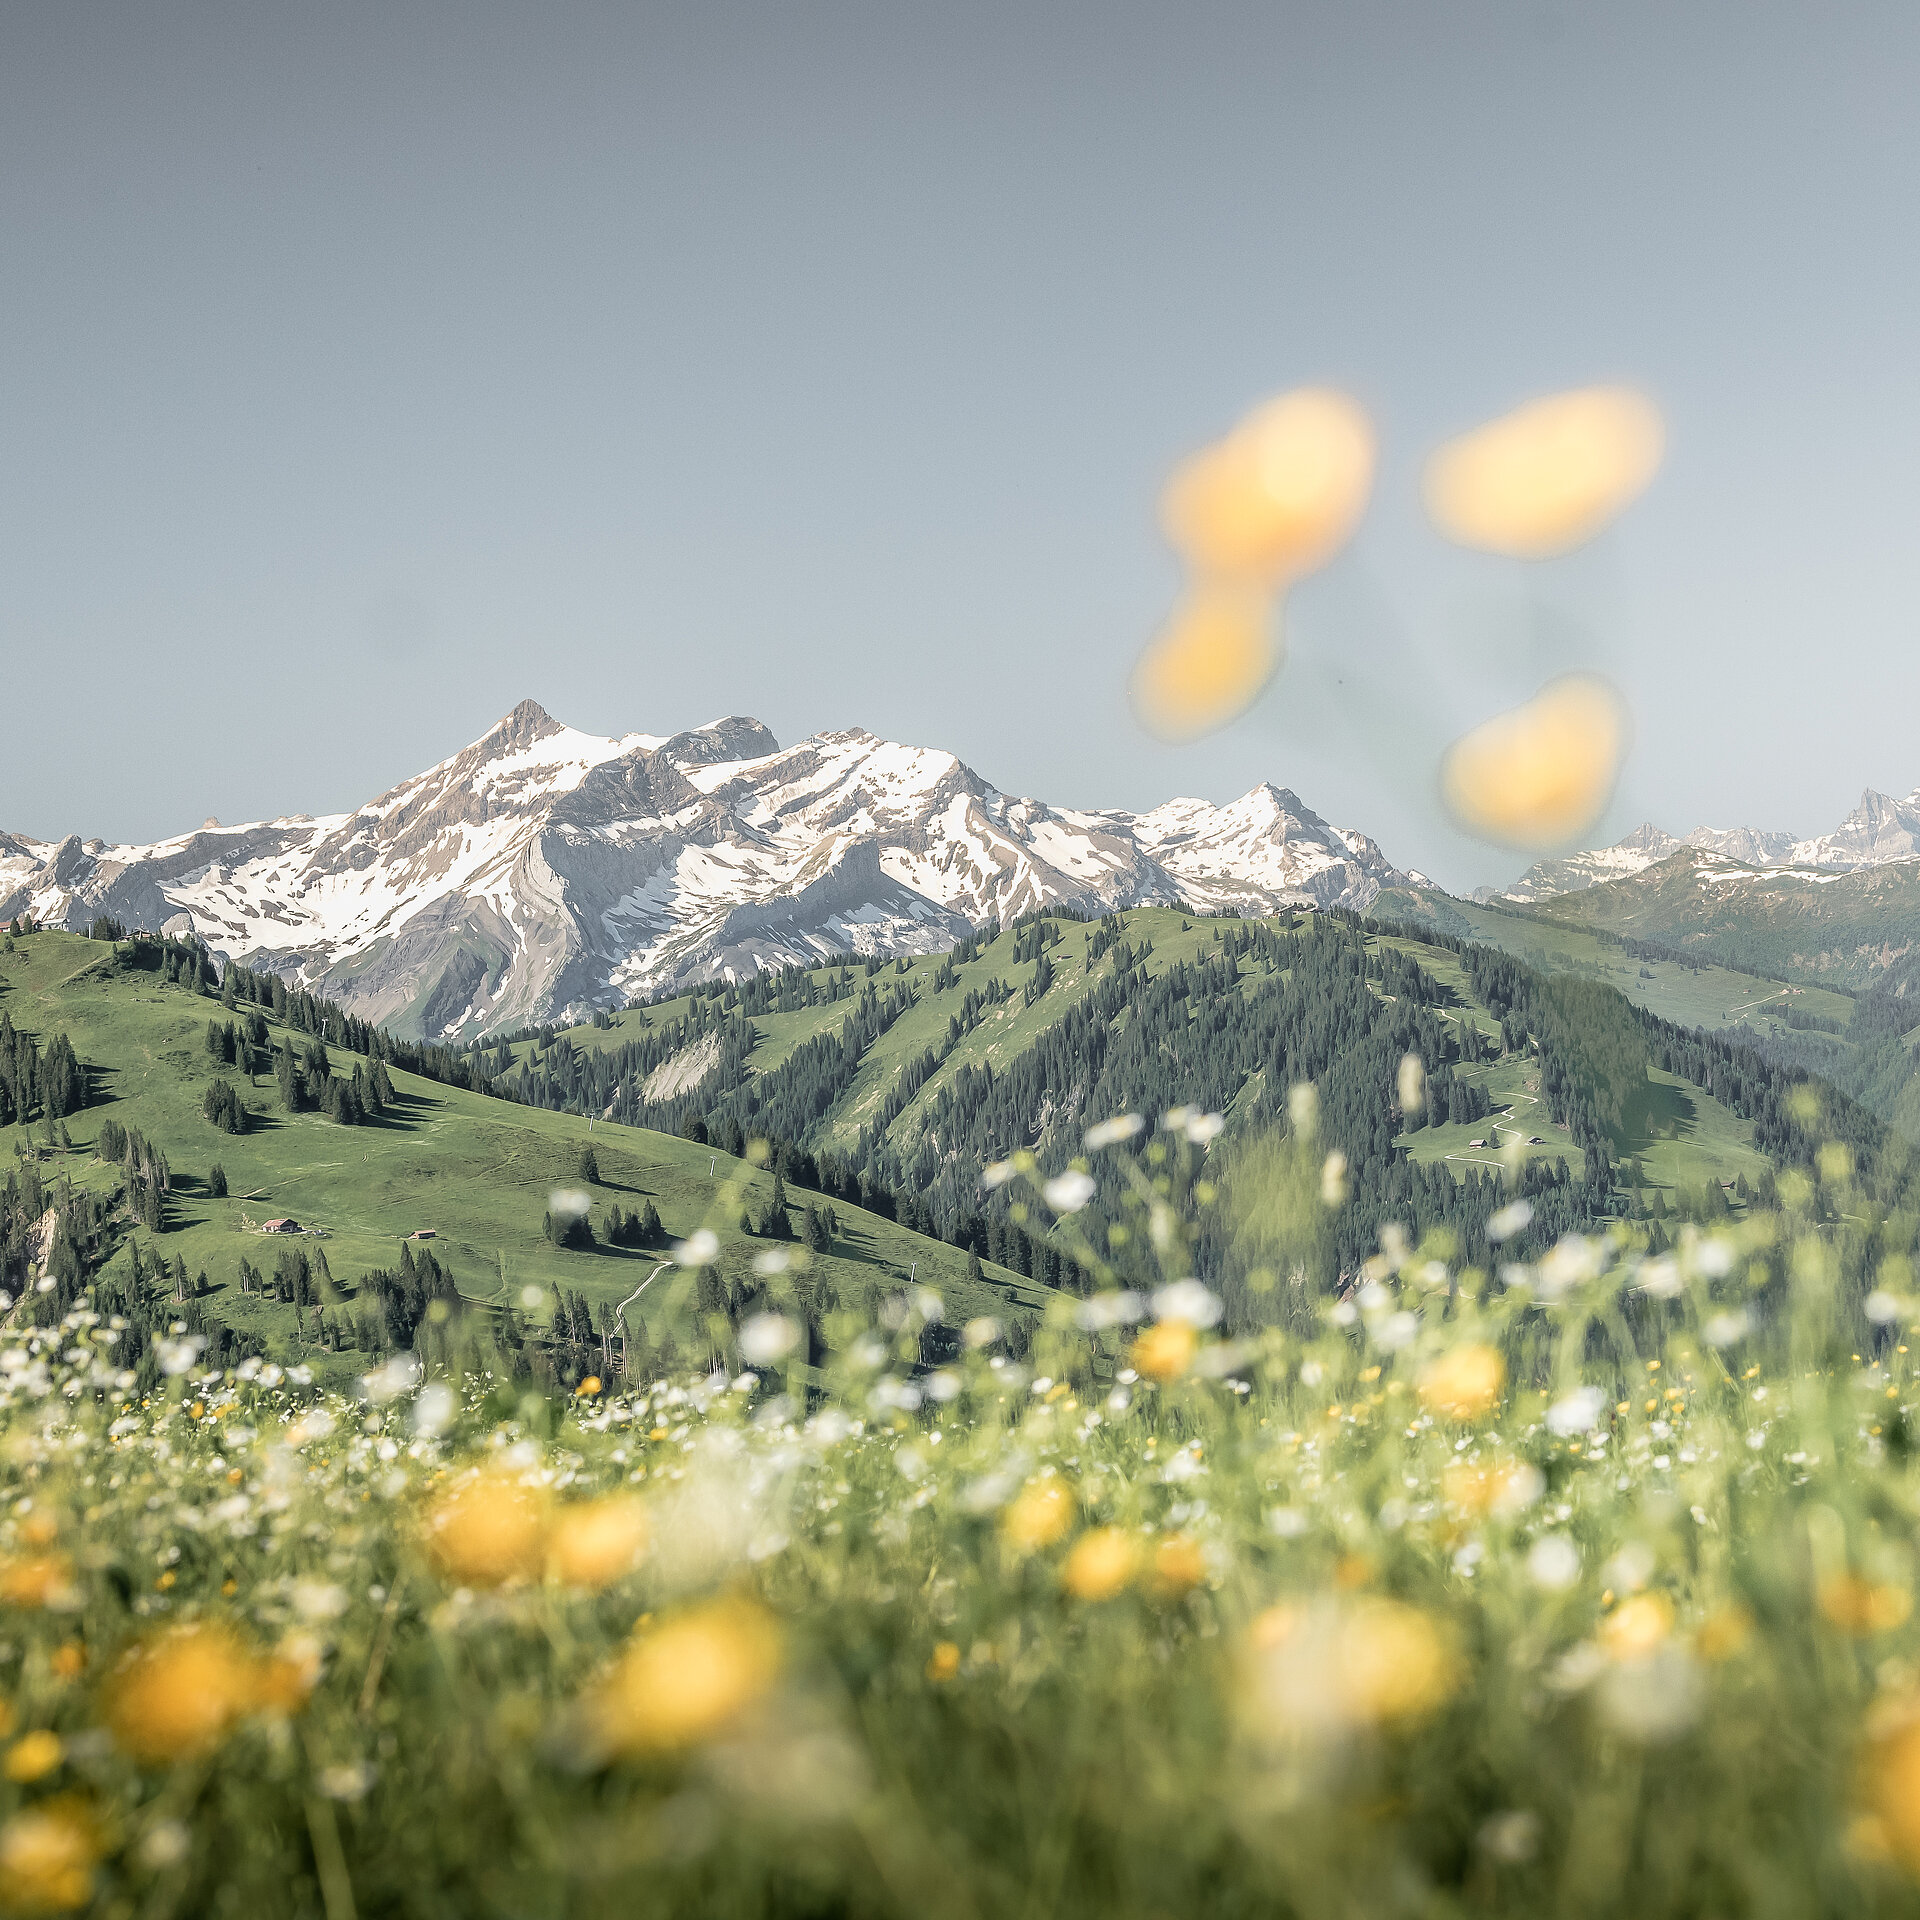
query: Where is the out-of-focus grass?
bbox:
[1,1117,1920,1918]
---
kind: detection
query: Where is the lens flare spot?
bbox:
[1161,388,1375,584]
[1425,386,1663,557]
[1130,582,1278,744]
[1440,674,1629,851]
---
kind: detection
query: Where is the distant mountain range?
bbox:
[0,701,1421,1039]
[1489,788,1920,904]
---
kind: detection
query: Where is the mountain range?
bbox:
[0,701,1420,1039]
[1492,787,1920,904]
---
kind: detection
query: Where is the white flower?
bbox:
[1320,1150,1349,1207]
[316,1762,377,1802]
[1074,1291,1146,1332]
[1083,1114,1144,1150]
[1637,1258,1682,1300]
[1866,1289,1903,1325]
[1043,1170,1096,1214]
[1546,1386,1607,1437]
[291,1580,349,1622]
[1287,1082,1319,1138]
[1487,1199,1533,1243]
[740,1314,800,1366]
[362,1356,422,1405]
[1702,1310,1750,1348]
[982,1160,1017,1190]
[751,1248,792,1277]
[1152,1279,1223,1328]
[674,1228,720,1268]
[1183,1111,1225,1147]
[412,1382,456,1438]
[1397,1053,1426,1116]
[156,1336,205,1377]
[548,1188,592,1221]
[1527,1534,1581,1591]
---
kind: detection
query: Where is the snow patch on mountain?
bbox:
[0,703,1414,1040]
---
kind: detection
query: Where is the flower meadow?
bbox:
[1,1124,1919,1918]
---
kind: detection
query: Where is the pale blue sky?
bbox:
[3,2,1918,889]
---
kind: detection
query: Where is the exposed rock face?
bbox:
[0,703,1416,1038]
[1499,789,1920,904]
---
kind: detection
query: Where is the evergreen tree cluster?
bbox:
[0,1014,85,1127]
[96,1118,171,1232]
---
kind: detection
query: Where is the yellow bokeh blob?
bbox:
[1130,582,1278,745]
[1161,388,1375,585]
[1417,1343,1507,1422]
[598,1598,781,1754]
[1425,386,1664,557]
[1440,675,1630,851]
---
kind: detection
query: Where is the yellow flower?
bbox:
[0,1557,75,1611]
[1130,1322,1196,1383]
[1424,385,1663,558]
[1150,1534,1207,1596]
[2,1734,62,1784]
[1245,1596,1455,1737]
[1417,1345,1506,1421]
[1001,1480,1074,1553]
[546,1497,650,1591]
[0,1802,97,1914]
[1160,388,1375,585]
[1061,1529,1139,1602]
[253,1636,321,1717]
[575,1376,602,1397]
[598,1598,781,1754]
[1599,1592,1673,1661]
[1821,1575,1913,1636]
[1442,1459,1542,1519]
[46,1647,83,1683]
[105,1624,258,1764]
[1440,676,1630,853]
[1695,1603,1754,1661]
[925,1641,961,1683]
[422,1473,552,1588]
[15,1516,58,1551]
[1862,1700,1920,1875]
[1130,582,1280,746]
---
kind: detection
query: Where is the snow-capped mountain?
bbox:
[1497,788,1920,904]
[0,701,1418,1039]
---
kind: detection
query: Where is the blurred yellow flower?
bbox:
[1131,1322,1197,1383]
[1862,1700,1920,1874]
[1599,1592,1673,1661]
[2,1733,61,1784]
[1820,1574,1912,1636]
[253,1636,321,1717]
[1245,1595,1455,1736]
[598,1598,781,1754]
[1130,580,1278,745]
[1417,1344,1506,1421]
[1061,1528,1139,1601]
[46,1647,83,1683]
[547,1497,650,1591]
[422,1473,552,1588]
[1440,675,1630,852]
[1161,388,1375,585]
[1151,1534,1207,1596]
[1424,385,1663,557]
[1442,1459,1542,1519]
[1002,1480,1074,1553]
[1695,1603,1753,1661]
[575,1376,602,1397]
[0,1802,97,1914]
[925,1641,961,1683]
[16,1515,58,1550]
[0,1556,75,1612]
[105,1624,259,1764]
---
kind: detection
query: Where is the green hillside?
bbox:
[504,907,1819,1271]
[1514,848,1920,992]
[0,929,1041,1384]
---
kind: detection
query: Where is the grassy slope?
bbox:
[0,934,1041,1373]
[527,910,1778,1205]
[1373,887,1859,1028]
[1500,852,1920,993]
[1374,932,1772,1195]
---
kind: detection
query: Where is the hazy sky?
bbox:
[4,1,1919,891]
